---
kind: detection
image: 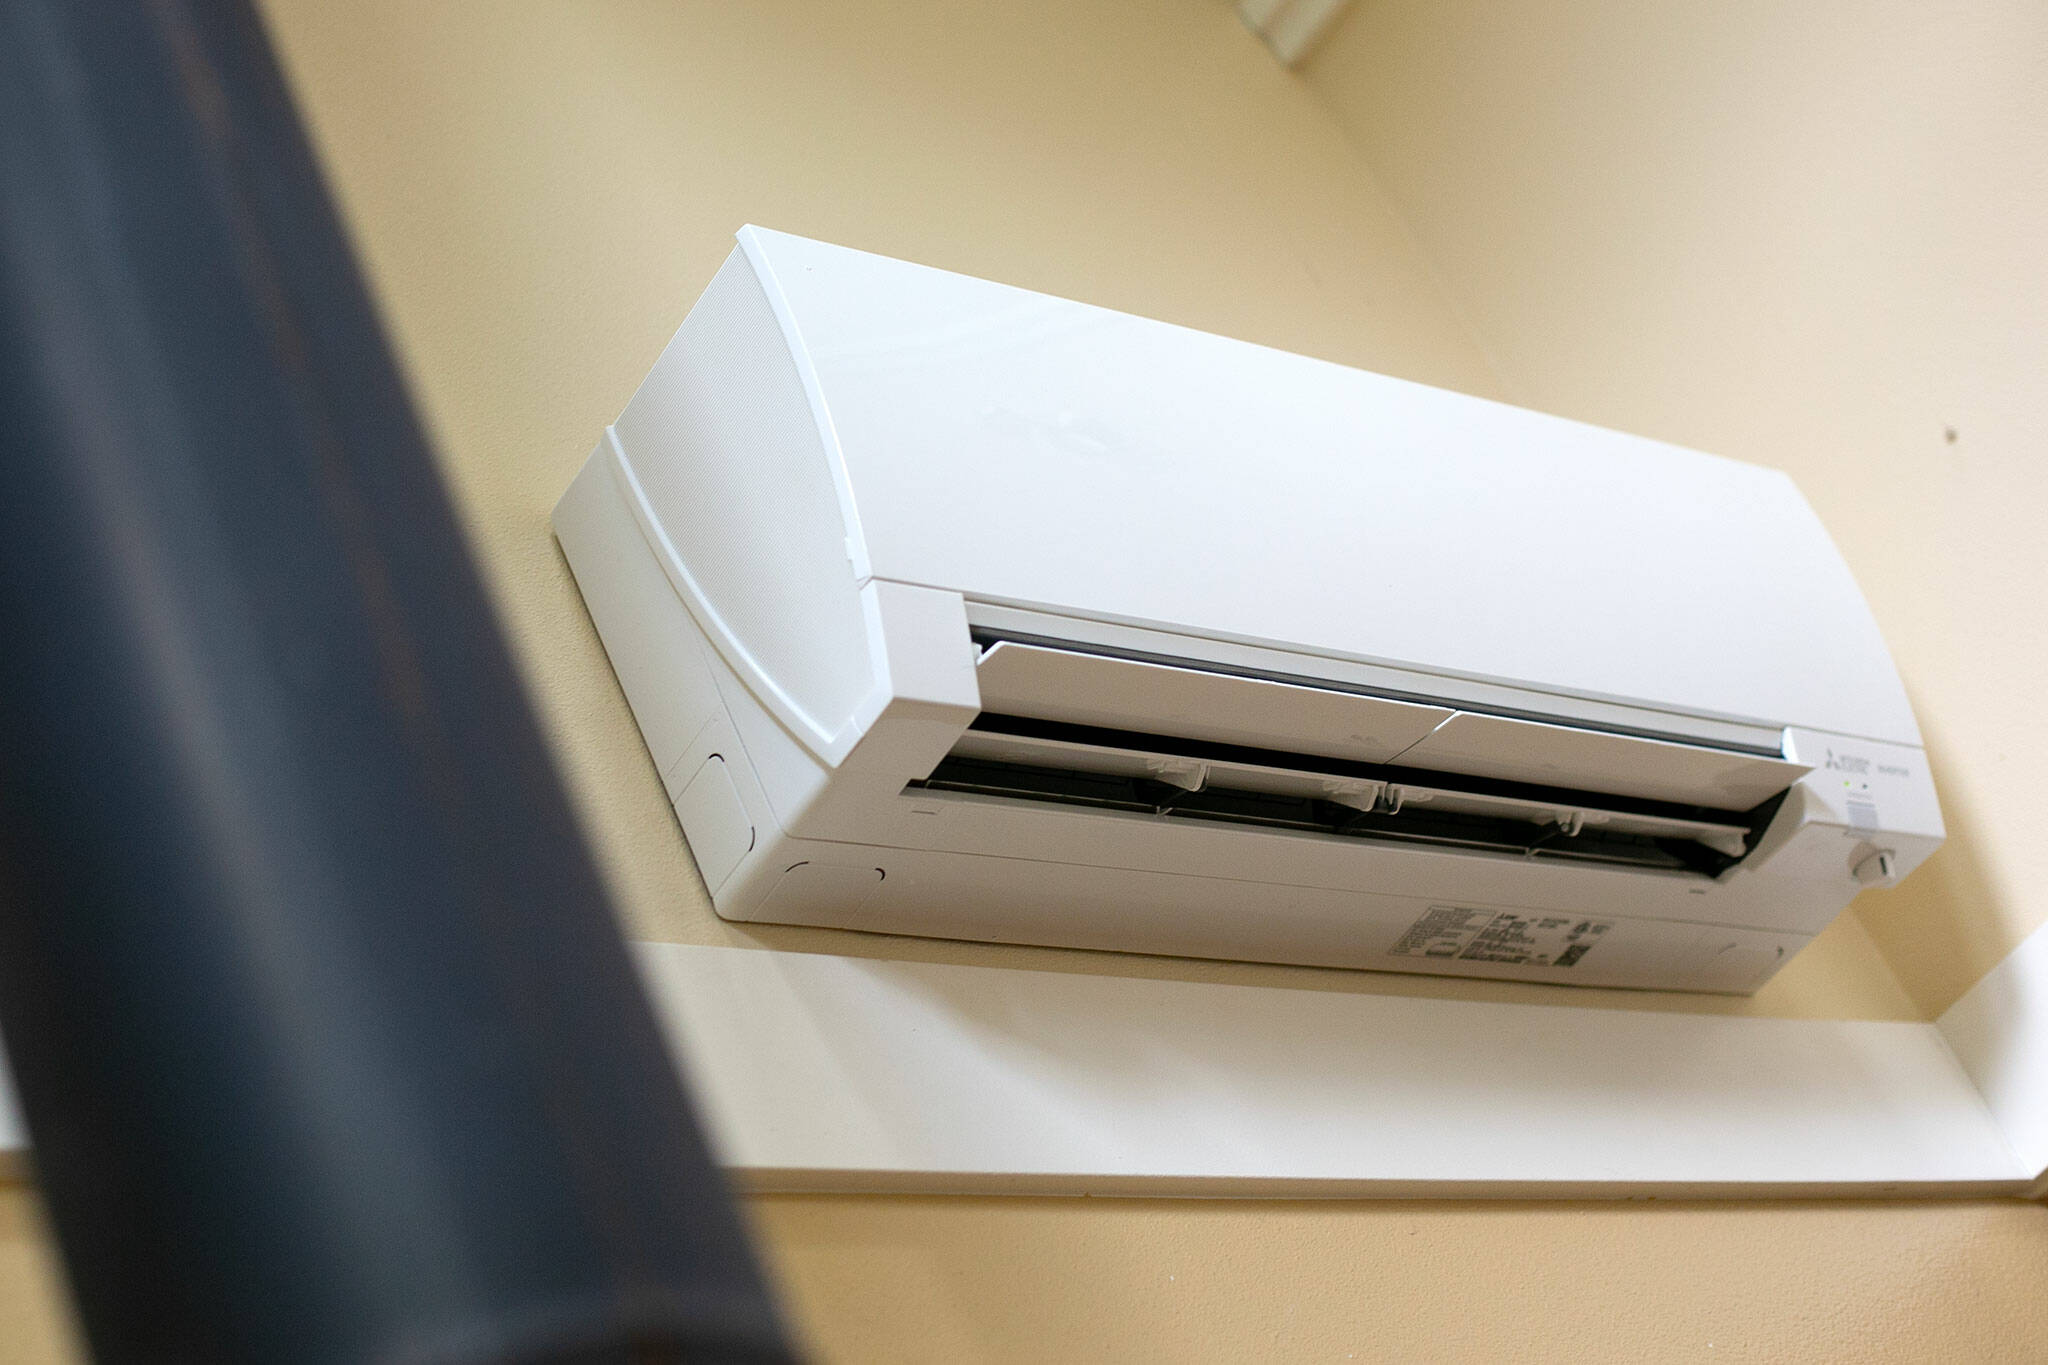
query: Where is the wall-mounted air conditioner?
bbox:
[553,227,1941,993]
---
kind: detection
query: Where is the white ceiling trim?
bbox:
[5,920,2044,1199]
[625,930,2048,1198]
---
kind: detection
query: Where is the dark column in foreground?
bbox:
[0,1,792,1359]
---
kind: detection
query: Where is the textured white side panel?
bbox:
[1938,919,2048,1179]
[610,247,874,759]
[673,756,754,895]
[551,447,726,796]
[634,944,2027,1195]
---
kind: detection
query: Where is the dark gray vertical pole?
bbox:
[0,1,794,1359]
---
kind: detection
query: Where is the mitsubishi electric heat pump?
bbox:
[553,227,1943,993]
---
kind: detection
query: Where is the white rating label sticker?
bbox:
[1388,905,1613,968]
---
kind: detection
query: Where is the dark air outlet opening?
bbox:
[904,714,1792,878]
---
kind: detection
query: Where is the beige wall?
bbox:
[4,2,2042,1361]
[749,1193,2048,1362]
[0,1193,76,1364]
[1308,0,2048,1017]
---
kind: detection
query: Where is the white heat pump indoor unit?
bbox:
[553,227,1942,993]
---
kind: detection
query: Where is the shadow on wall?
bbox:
[1850,694,2010,1019]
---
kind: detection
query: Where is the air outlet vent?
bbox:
[908,714,1784,878]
